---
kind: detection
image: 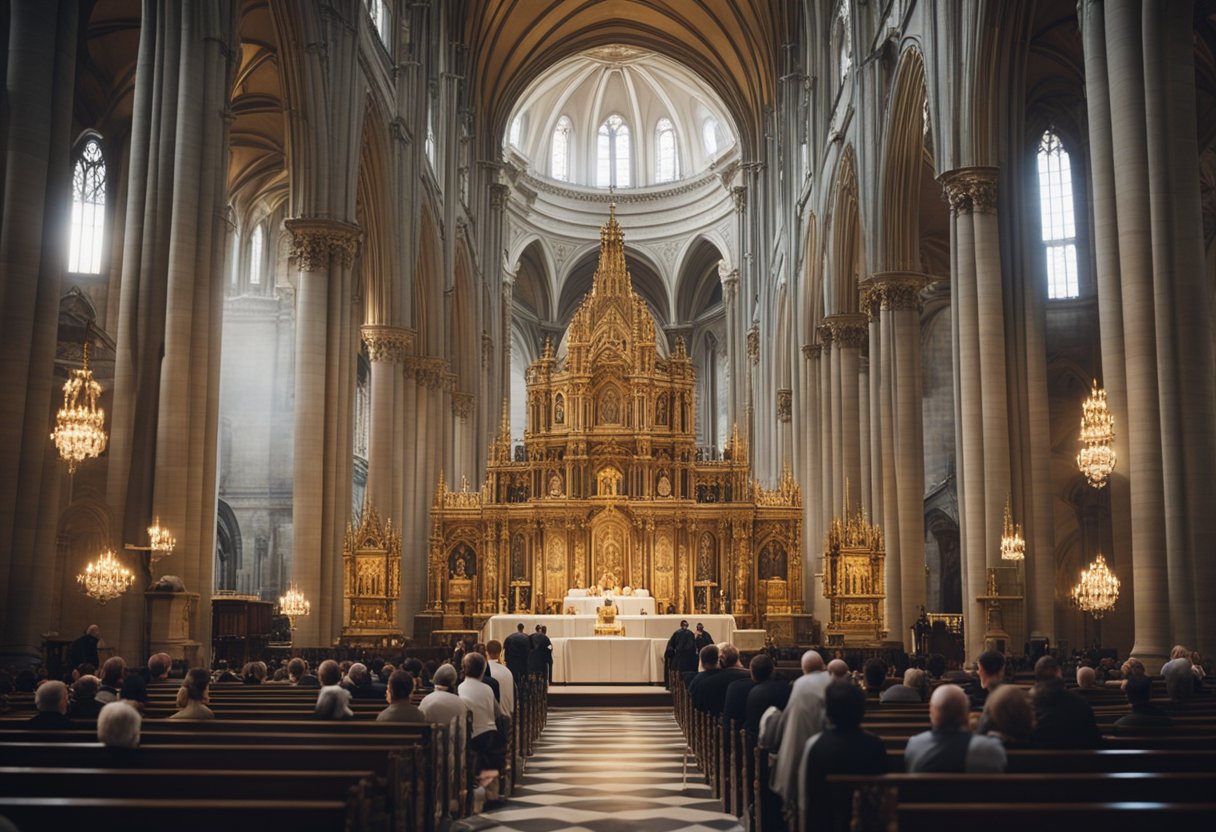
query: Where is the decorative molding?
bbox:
[490,183,510,210]
[822,313,869,349]
[405,355,450,390]
[938,166,998,214]
[776,388,792,422]
[451,392,475,419]
[361,325,415,364]
[746,321,760,364]
[802,343,820,360]
[519,167,720,203]
[284,218,362,271]
[863,272,932,314]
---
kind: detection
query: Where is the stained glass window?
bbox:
[69,138,106,274]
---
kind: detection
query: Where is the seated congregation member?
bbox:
[403,658,431,693]
[880,667,927,703]
[378,670,426,722]
[288,657,320,688]
[772,650,830,817]
[485,640,515,716]
[95,656,126,703]
[342,662,384,699]
[798,680,888,832]
[694,643,749,714]
[69,675,104,719]
[118,673,149,713]
[1113,675,1172,734]
[1163,649,1197,705]
[686,643,720,701]
[905,684,1006,773]
[926,653,947,680]
[26,680,73,729]
[170,668,215,720]
[826,658,850,680]
[744,655,791,742]
[983,684,1035,748]
[419,663,470,731]
[968,649,1005,709]
[861,658,887,701]
[459,653,506,807]
[1030,655,1100,749]
[724,655,761,732]
[315,660,353,719]
[97,700,141,750]
[241,661,267,685]
[1075,665,1101,691]
[146,652,171,683]
[212,660,241,683]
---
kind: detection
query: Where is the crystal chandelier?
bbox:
[50,341,108,473]
[279,582,311,625]
[1076,380,1116,488]
[146,517,176,563]
[999,496,1025,561]
[77,549,134,603]
[1070,553,1120,619]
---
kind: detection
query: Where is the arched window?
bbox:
[248,224,264,286]
[655,118,678,183]
[551,115,572,181]
[1037,130,1079,299]
[365,0,389,45]
[702,118,719,157]
[596,114,630,188]
[69,137,106,274]
[509,114,523,148]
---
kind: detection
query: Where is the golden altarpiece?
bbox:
[415,209,804,643]
[822,500,889,645]
[339,504,405,647]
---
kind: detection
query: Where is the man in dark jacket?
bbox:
[1113,675,1172,734]
[68,625,101,670]
[744,655,791,741]
[693,643,750,714]
[527,625,552,681]
[693,623,714,652]
[1030,655,1100,748]
[504,623,532,680]
[665,620,698,681]
[26,681,74,730]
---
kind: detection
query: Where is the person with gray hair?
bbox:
[1075,665,1099,690]
[880,667,928,703]
[905,684,1006,772]
[97,701,141,749]
[826,658,850,680]
[315,684,354,719]
[27,681,72,729]
[420,663,471,742]
[771,649,829,816]
[69,675,104,719]
[1163,654,1196,704]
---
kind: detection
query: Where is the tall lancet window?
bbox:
[1037,130,1079,299]
[248,224,264,286]
[596,114,630,188]
[551,115,572,181]
[655,118,678,183]
[69,137,106,273]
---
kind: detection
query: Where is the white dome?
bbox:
[505,45,735,189]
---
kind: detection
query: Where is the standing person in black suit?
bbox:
[665,620,698,679]
[504,623,532,681]
[68,625,101,670]
[528,625,553,682]
[693,622,714,652]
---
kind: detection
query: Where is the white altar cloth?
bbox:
[561,595,656,616]
[483,613,736,648]
[550,637,657,683]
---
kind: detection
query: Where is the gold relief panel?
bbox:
[545,537,566,609]
[654,529,674,607]
[696,532,716,582]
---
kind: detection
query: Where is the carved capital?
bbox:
[776,388,792,422]
[452,391,475,419]
[822,313,869,349]
[490,183,510,210]
[938,166,999,214]
[802,343,821,360]
[284,218,362,271]
[865,272,932,313]
[405,355,450,389]
[731,185,748,213]
[361,325,415,364]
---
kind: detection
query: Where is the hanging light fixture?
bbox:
[1070,553,1120,619]
[51,340,108,473]
[1076,379,1116,488]
[999,496,1025,561]
[77,549,135,603]
[145,517,176,563]
[279,582,311,627]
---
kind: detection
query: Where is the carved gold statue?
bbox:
[594,598,625,636]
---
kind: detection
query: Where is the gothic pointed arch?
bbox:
[824,146,862,315]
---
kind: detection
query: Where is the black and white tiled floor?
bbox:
[467,707,743,832]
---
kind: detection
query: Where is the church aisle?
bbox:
[470,706,743,832]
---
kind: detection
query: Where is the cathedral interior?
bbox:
[3,0,1216,675]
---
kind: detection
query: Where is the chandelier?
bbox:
[999,496,1025,561]
[77,549,135,603]
[1070,553,1120,619]
[1076,380,1116,488]
[50,341,108,473]
[279,582,311,625]
[146,517,176,563]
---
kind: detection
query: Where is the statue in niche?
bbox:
[657,471,672,498]
[656,393,668,425]
[449,544,475,579]
[555,394,565,424]
[548,472,563,497]
[759,542,788,580]
[600,389,620,423]
[697,533,715,581]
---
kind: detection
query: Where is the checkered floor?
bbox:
[465,707,742,832]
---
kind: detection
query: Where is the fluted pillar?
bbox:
[802,344,825,617]
[0,0,78,664]
[286,219,361,647]
[361,325,414,519]
[452,392,476,481]
[822,314,868,511]
[941,168,1010,662]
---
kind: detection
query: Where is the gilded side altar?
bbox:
[415,208,803,642]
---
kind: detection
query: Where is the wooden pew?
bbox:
[0,797,360,832]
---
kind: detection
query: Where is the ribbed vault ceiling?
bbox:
[463,0,790,154]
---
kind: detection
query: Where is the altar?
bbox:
[562,593,656,616]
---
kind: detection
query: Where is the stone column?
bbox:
[285,219,361,647]
[720,265,741,433]
[823,314,868,511]
[452,392,476,482]
[0,0,78,664]
[361,325,413,517]
[802,344,824,617]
